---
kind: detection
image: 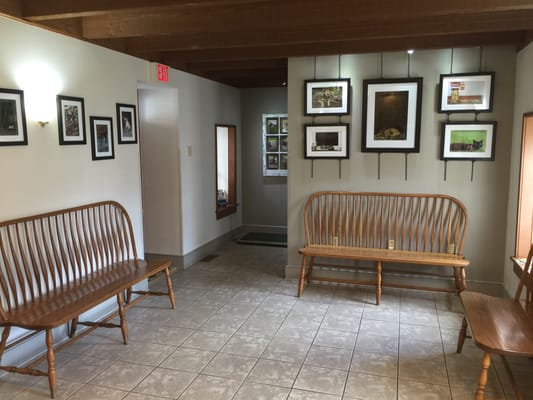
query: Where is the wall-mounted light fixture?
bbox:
[15,61,62,127]
[407,49,415,55]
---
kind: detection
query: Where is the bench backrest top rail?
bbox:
[303,191,468,255]
[0,201,138,319]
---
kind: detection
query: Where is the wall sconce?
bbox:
[15,61,62,127]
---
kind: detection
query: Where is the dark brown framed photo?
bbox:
[116,103,137,144]
[90,116,114,160]
[0,88,27,146]
[441,121,496,161]
[57,95,86,145]
[362,78,423,153]
[438,72,495,113]
[305,124,349,159]
[305,78,351,115]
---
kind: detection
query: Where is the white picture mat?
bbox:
[306,80,349,114]
[306,125,348,158]
[442,123,494,159]
[440,74,492,111]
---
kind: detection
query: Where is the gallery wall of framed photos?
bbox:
[263,113,288,176]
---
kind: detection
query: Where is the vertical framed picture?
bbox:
[441,121,496,160]
[362,78,423,153]
[304,124,349,159]
[438,72,495,113]
[305,79,351,115]
[263,113,288,176]
[0,88,27,146]
[116,103,137,144]
[57,95,86,145]
[90,116,114,160]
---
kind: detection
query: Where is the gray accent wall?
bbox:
[241,87,288,231]
[287,47,516,284]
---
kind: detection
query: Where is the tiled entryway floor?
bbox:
[2,242,533,399]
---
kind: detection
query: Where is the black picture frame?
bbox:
[90,116,114,160]
[0,88,27,146]
[116,103,137,144]
[304,124,350,159]
[362,77,423,153]
[441,121,496,161]
[57,95,86,145]
[304,78,351,115]
[438,72,495,113]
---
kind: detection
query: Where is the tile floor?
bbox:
[1,242,533,399]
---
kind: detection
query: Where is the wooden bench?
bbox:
[0,201,176,398]
[298,191,470,304]
[457,244,533,400]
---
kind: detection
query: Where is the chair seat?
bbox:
[460,291,533,356]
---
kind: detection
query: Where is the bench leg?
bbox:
[69,318,78,338]
[0,326,11,363]
[475,352,491,400]
[456,316,468,353]
[376,261,382,305]
[116,292,128,344]
[298,255,307,297]
[45,329,57,399]
[164,267,176,309]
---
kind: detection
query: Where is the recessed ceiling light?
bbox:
[407,49,415,55]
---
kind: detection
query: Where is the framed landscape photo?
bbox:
[362,78,423,153]
[305,124,349,159]
[90,116,114,160]
[0,88,27,146]
[441,121,496,160]
[116,103,137,144]
[57,95,86,145]
[305,78,350,115]
[438,72,495,113]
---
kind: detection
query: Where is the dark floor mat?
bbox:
[237,232,287,247]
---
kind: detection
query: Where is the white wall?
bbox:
[504,42,533,295]
[0,16,149,364]
[168,71,242,255]
[139,86,182,256]
[287,47,516,284]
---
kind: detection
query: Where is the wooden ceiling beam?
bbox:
[138,31,524,66]
[77,1,533,39]
[21,0,267,21]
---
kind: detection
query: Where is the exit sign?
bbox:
[150,62,169,83]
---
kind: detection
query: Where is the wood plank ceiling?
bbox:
[2,0,533,88]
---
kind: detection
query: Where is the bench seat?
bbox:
[3,259,170,330]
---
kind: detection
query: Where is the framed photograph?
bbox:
[116,103,137,144]
[263,113,288,176]
[362,78,423,153]
[441,121,496,160]
[305,78,350,115]
[281,117,288,133]
[438,72,495,113]
[0,88,27,146]
[90,116,114,160]
[57,95,86,145]
[305,124,349,159]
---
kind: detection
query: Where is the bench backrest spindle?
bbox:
[303,192,468,255]
[0,201,137,317]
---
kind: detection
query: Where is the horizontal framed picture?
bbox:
[305,124,349,159]
[441,121,496,160]
[90,116,114,160]
[116,103,137,144]
[438,72,495,113]
[362,78,423,153]
[305,78,350,115]
[0,88,27,146]
[57,95,86,145]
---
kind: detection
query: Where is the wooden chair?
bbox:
[457,243,533,399]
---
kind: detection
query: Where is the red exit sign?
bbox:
[150,62,169,83]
